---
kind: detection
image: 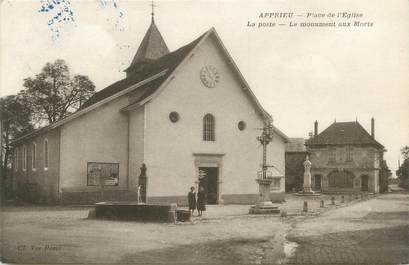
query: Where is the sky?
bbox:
[1,0,408,173]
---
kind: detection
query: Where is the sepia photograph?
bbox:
[1,0,408,264]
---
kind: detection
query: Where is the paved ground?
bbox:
[1,192,408,264]
[282,191,409,264]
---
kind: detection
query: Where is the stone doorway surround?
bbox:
[193,153,224,204]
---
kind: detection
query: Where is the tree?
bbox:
[397,146,409,189]
[379,159,391,193]
[401,146,409,160]
[0,95,34,198]
[21,59,95,124]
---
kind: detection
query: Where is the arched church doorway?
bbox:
[361,175,369,191]
[327,170,355,188]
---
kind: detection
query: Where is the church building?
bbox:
[11,16,288,204]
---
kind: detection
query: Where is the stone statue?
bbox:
[303,155,312,193]
[140,163,147,176]
[137,163,147,203]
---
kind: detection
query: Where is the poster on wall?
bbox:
[87,162,119,186]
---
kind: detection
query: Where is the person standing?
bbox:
[188,186,197,216]
[197,185,206,217]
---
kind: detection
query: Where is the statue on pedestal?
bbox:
[296,155,320,196]
[137,163,147,203]
[302,155,314,194]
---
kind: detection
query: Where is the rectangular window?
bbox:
[87,162,119,186]
[32,143,36,170]
[328,148,336,163]
[22,146,27,171]
[337,148,345,163]
[44,139,49,170]
[346,146,353,162]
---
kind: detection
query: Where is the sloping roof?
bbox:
[13,27,290,144]
[126,20,169,72]
[286,138,307,152]
[305,122,384,148]
[82,31,206,109]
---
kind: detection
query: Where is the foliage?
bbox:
[397,146,409,189]
[0,95,34,199]
[22,59,95,124]
[379,159,391,193]
[1,59,95,199]
[401,146,409,160]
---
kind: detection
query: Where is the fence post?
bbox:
[303,201,308,212]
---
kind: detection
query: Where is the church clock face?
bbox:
[200,65,220,88]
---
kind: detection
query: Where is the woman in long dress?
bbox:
[187,186,196,216]
[196,186,206,216]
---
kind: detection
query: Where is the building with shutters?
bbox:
[305,119,385,193]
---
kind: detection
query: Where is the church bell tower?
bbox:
[125,1,169,77]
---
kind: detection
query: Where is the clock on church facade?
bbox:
[200,65,220,88]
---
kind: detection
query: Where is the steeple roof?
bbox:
[125,20,169,75]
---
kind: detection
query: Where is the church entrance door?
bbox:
[198,167,219,204]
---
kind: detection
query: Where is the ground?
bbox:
[1,191,408,264]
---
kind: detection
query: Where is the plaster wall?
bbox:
[143,35,286,202]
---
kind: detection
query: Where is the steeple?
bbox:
[125,2,169,77]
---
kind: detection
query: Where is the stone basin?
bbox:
[94,201,178,222]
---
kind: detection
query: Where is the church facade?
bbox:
[12,19,288,204]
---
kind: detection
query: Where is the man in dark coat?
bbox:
[188,186,196,216]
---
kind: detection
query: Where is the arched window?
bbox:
[327,170,355,188]
[203,114,215,141]
[44,139,49,170]
[32,143,36,170]
[14,148,18,172]
[22,145,27,171]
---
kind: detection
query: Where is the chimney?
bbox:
[314,120,318,136]
[371,117,375,138]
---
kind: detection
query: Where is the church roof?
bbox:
[82,31,206,109]
[305,122,384,148]
[126,20,169,73]
[13,27,289,144]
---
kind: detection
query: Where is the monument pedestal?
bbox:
[249,178,280,214]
